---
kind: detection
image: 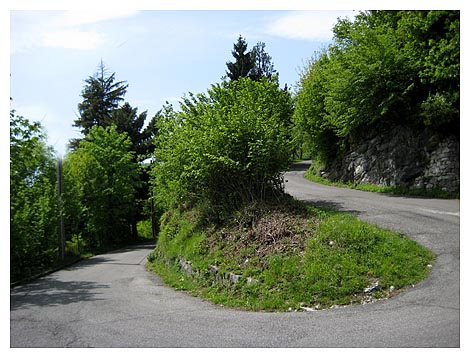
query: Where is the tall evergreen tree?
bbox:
[73,61,128,137]
[110,102,148,158]
[226,35,254,81]
[109,103,159,239]
[226,36,278,83]
[70,62,160,240]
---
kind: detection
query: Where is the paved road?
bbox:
[10,162,460,347]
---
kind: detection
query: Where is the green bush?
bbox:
[152,78,293,218]
[65,234,87,256]
[137,219,154,239]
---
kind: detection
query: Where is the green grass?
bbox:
[147,197,434,311]
[304,167,458,199]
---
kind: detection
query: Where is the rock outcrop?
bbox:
[326,126,459,194]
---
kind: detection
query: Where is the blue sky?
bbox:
[9,7,358,155]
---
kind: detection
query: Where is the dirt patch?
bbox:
[205,200,318,267]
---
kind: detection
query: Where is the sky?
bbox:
[8,6,359,155]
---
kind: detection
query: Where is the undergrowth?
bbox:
[147,196,434,312]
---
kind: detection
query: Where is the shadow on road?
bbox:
[108,242,156,254]
[303,199,363,216]
[289,161,311,172]
[10,277,109,311]
[63,256,116,272]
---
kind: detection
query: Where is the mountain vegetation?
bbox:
[293,10,459,165]
[11,11,456,304]
[152,77,292,220]
[10,110,59,282]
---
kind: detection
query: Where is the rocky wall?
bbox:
[325,126,459,193]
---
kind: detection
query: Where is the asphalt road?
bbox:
[10,161,460,347]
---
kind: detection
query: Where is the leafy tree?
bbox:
[152,78,293,218]
[325,15,415,137]
[249,41,278,82]
[10,110,58,281]
[63,126,139,249]
[293,53,338,164]
[395,10,460,128]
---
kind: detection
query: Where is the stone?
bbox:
[179,257,193,276]
[246,277,259,285]
[228,272,242,284]
[324,125,459,194]
[364,281,379,293]
[208,265,219,276]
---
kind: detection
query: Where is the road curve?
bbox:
[10,162,459,347]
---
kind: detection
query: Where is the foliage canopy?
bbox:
[293,10,459,164]
[10,110,58,281]
[63,125,139,249]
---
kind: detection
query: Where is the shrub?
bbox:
[152,78,293,218]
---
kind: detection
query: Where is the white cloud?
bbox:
[57,10,140,27]
[42,30,105,50]
[265,11,356,41]
[10,10,139,53]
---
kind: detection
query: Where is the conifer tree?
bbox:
[226,35,254,81]
[226,36,278,82]
[74,61,128,137]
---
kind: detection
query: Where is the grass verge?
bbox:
[147,196,434,311]
[304,167,458,199]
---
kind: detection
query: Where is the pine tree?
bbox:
[74,61,128,136]
[110,102,148,157]
[226,35,255,81]
[109,103,158,239]
[70,62,160,240]
[226,36,278,83]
